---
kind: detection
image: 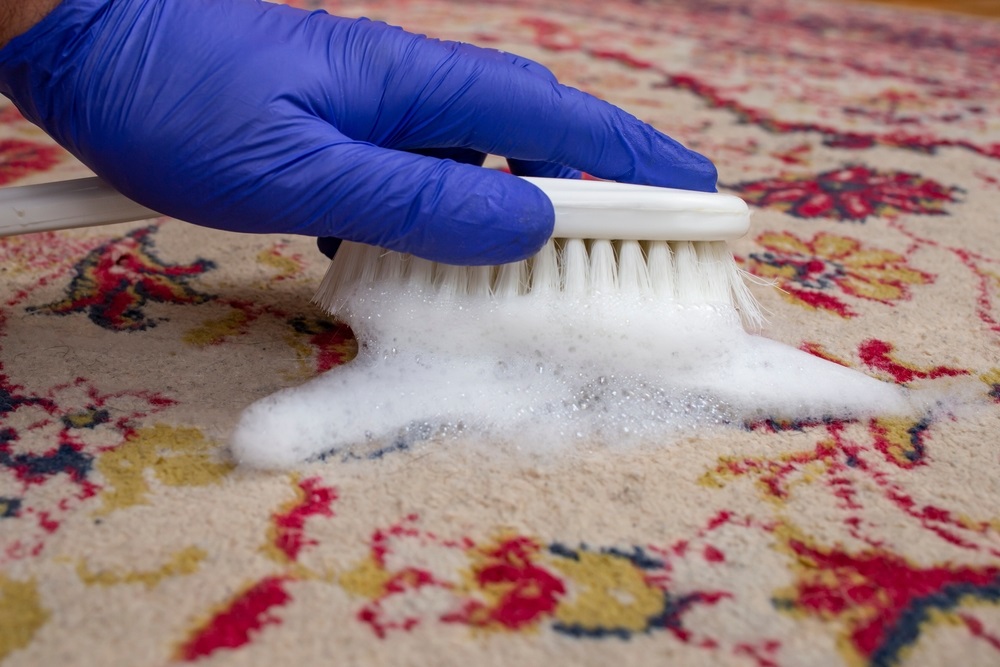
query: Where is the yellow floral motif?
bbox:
[62,408,107,429]
[0,575,49,661]
[283,332,326,381]
[284,316,358,380]
[982,368,1000,402]
[746,231,933,317]
[699,438,839,501]
[870,417,926,468]
[183,309,250,347]
[339,556,393,600]
[256,243,305,281]
[0,498,19,518]
[551,550,665,634]
[76,546,208,589]
[0,232,96,277]
[94,424,234,516]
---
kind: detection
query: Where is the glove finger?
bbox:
[406,103,580,180]
[360,34,716,191]
[229,125,553,265]
[499,52,561,83]
[316,147,488,259]
[434,52,583,179]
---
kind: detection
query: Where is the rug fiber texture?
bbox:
[2,0,1000,665]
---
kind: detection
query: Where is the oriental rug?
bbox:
[2,1,999,666]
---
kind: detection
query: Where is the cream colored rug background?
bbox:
[2,1,999,666]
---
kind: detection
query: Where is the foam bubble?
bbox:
[230,285,918,468]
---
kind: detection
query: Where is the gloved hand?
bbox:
[0,0,717,265]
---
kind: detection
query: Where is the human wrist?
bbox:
[0,0,63,48]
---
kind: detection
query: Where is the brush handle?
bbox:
[524,177,750,242]
[0,177,158,236]
[0,176,749,241]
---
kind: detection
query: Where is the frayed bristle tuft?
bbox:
[588,239,618,295]
[618,240,651,295]
[315,236,765,330]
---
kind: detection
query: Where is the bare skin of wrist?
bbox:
[0,0,63,48]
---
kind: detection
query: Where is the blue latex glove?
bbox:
[0,0,717,265]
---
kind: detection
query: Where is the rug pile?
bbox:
[2,1,999,665]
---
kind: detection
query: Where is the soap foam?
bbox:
[230,285,918,469]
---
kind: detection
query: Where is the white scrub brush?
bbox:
[0,176,762,328]
[314,177,763,330]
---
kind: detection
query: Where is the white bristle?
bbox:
[561,238,590,296]
[326,240,365,290]
[617,240,651,295]
[530,240,560,293]
[467,266,493,297]
[646,241,676,299]
[313,240,366,313]
[730,266,767,331]
[407,256,436,289]
[694,241,733,304]
[588,239,618,295]
[672,241,704,303]
[313,261,341,313]
[376,250,408,282]
[435,264,468,297]
[358,245,386,285]
[495,260,527,297]
[314,222,763,330]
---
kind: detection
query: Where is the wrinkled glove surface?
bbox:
[0,0,717,264]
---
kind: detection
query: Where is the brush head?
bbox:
[314,178,764,330]
[525,177,752,242]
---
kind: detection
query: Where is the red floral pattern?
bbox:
[731,166,961,221]
[0,309,175,563]
[27,226,216,331]
[175,476,338,661]
[0,139,63,185]
[2,1,999,666]
[774,528,1000,667]
[744,230,934,317]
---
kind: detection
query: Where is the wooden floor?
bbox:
[853,0,1000,17]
